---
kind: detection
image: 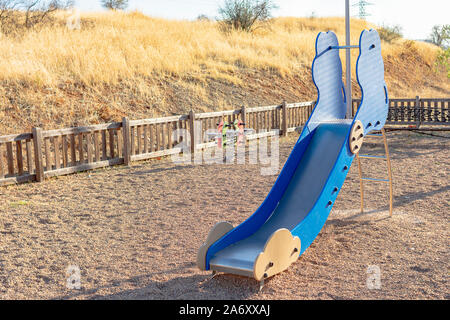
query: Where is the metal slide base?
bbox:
[210,264,254,279]
[209,229,301,281]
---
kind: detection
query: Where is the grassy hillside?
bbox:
[0,11,448,134]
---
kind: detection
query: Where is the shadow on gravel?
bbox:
[54,262,259,300]
[130,164,196,176]
[392,185,450,207]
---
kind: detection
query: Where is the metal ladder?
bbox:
[356,129,394,217]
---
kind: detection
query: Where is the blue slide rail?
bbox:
[201,29,389,274]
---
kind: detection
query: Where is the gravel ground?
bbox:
[0,131,448,300]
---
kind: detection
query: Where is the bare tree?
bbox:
[101,0,128,10]
[218,0,278,32]
[0,0,18,15]
[0,0,73,34]
[21,0,73,28]
[429,25,450,49]
[0,1,19,28]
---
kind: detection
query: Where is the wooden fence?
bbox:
[1,97,448,187]
[352,96,450,126]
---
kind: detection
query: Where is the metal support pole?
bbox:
[345,0,352,118]
[381,129,394,217]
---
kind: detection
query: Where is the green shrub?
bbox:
[377,24,402,43]
[218,0,278,32]
[435,48,450,78]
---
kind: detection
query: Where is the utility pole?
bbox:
[345,0,352,118]
[353,0,374,20]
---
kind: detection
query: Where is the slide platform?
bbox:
[197,29,389,282]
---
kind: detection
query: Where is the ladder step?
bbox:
[358,155,387,160]
[361,177,390,183]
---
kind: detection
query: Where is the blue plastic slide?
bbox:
[197,30,389,283]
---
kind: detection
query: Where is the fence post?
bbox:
[32,127,44,182]
[415,95,421,128]
[281,101,288,137]
[122,117,131,166]
[241,105,246,124]
[189,110,196,156]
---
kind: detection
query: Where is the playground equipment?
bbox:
[197,28,390,288]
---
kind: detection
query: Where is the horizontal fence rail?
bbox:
[0,97,448,187]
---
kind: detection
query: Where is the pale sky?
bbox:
[74,0,449,40]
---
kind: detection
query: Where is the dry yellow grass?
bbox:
[0,11,442,86]
[0,11,448,133]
